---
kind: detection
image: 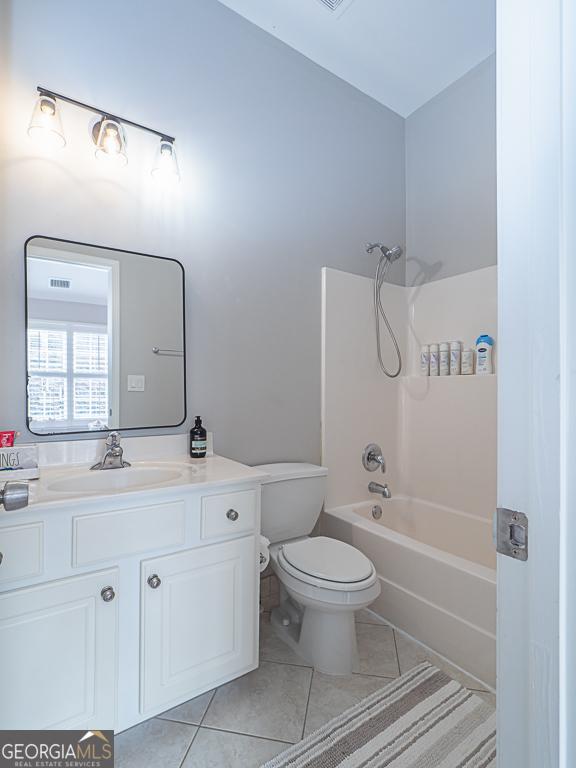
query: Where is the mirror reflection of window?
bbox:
[27,324,109,430]
[25,238,186,435]
[26,251,117,433]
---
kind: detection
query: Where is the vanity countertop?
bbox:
[20,454,270,512]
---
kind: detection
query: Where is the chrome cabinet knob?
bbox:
[147,574,161,589]
[226,508,239,521]
[101,586,115,602]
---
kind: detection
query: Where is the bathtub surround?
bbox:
[322,265,497,515]
[321,269,406,509]
[321,265,497,686]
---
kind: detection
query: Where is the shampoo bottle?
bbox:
[449,341,462,375]
[429,344,439,376]
[461,348,475,374]
[420,345,430,376]
[439,342,450,376]
[475,335,494,375]
[190,416,207,458]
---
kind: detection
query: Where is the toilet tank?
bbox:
[254,463,328,544]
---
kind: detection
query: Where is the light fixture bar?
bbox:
[37,86,175,142]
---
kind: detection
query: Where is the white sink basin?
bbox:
[47,466,185,495]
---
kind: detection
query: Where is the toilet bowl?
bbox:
[270,536,380,675]
[255,463,381,676]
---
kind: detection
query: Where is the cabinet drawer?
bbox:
[201,490,256,539]
[73,500,186,566]
[0,523,43,585]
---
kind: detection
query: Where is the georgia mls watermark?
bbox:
[0,730,114,768]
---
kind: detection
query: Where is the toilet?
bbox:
[256,462,380,676]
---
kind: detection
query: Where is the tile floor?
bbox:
[115,609,495,768]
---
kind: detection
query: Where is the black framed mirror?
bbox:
[25,236,186,436]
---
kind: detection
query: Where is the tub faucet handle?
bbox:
[363,443,386,473]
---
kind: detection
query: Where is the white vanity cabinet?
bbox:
[141,535,256,713]
[0,460,264,733]
[0,568,119,730]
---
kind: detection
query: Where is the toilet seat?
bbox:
[277,537,376,592]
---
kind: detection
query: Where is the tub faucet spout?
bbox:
[369,481,392,499]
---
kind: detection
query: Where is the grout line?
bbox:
[300,668,315,741]
[383,619,493,693]
[352,672,396,682]
[392,629,402,676]
[198,689,217,726]
[260,658,314,668]
[260,656,313,670]
[176,724,201,768]
[195,723,297,745]
[351,670,399,680]
[174,687,218,767]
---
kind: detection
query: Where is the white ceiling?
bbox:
[216,0,495,117]
[28,257,109,305]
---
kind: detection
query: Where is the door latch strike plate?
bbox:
[496,507,528,561]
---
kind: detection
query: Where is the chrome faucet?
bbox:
[362,443,386,473]
[368,481,392,500]
[91,432,131,470]
[0,481,29,511]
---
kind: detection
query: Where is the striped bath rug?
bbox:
[261,663,495,768]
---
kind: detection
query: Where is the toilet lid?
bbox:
[282,537,374,583]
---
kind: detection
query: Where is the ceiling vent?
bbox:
[49,278,71,289]
[316,0,358,14]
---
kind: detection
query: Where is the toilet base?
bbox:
[270,597,359,676]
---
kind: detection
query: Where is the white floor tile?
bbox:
[355,608,390,626]
[259,618,312,668]
[356,623,400,677]
[304,671,391,736]
[202,661,313,742]
[158,689,215,725]
[114,718,196,768]
[182,727,289,768]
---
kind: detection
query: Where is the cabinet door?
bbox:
[0,569,118,730]
[141,536,257,714]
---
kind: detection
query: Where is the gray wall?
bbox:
[118,253,185,428]
[405,56,496,286]
[0,0,405,464]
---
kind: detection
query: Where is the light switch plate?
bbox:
[127,374,145,392]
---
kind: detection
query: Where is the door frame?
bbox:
[497,0,575,765]
[26,246,121,430]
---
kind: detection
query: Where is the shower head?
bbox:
[365,243,403,262]
[386,245,403,263]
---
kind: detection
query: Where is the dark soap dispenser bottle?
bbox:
[190,416,207,458]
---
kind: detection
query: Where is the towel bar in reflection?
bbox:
[152,347,184,357]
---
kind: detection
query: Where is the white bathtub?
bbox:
[320,496,496,689]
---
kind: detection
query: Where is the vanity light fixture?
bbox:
[93,117,128,165]
[151,138,180,181]
[28,87,178,177]
[28,92,66,149]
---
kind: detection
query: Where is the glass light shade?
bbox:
[28,95,66,149]
[151,139,179,181]
[93,118,128,165]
